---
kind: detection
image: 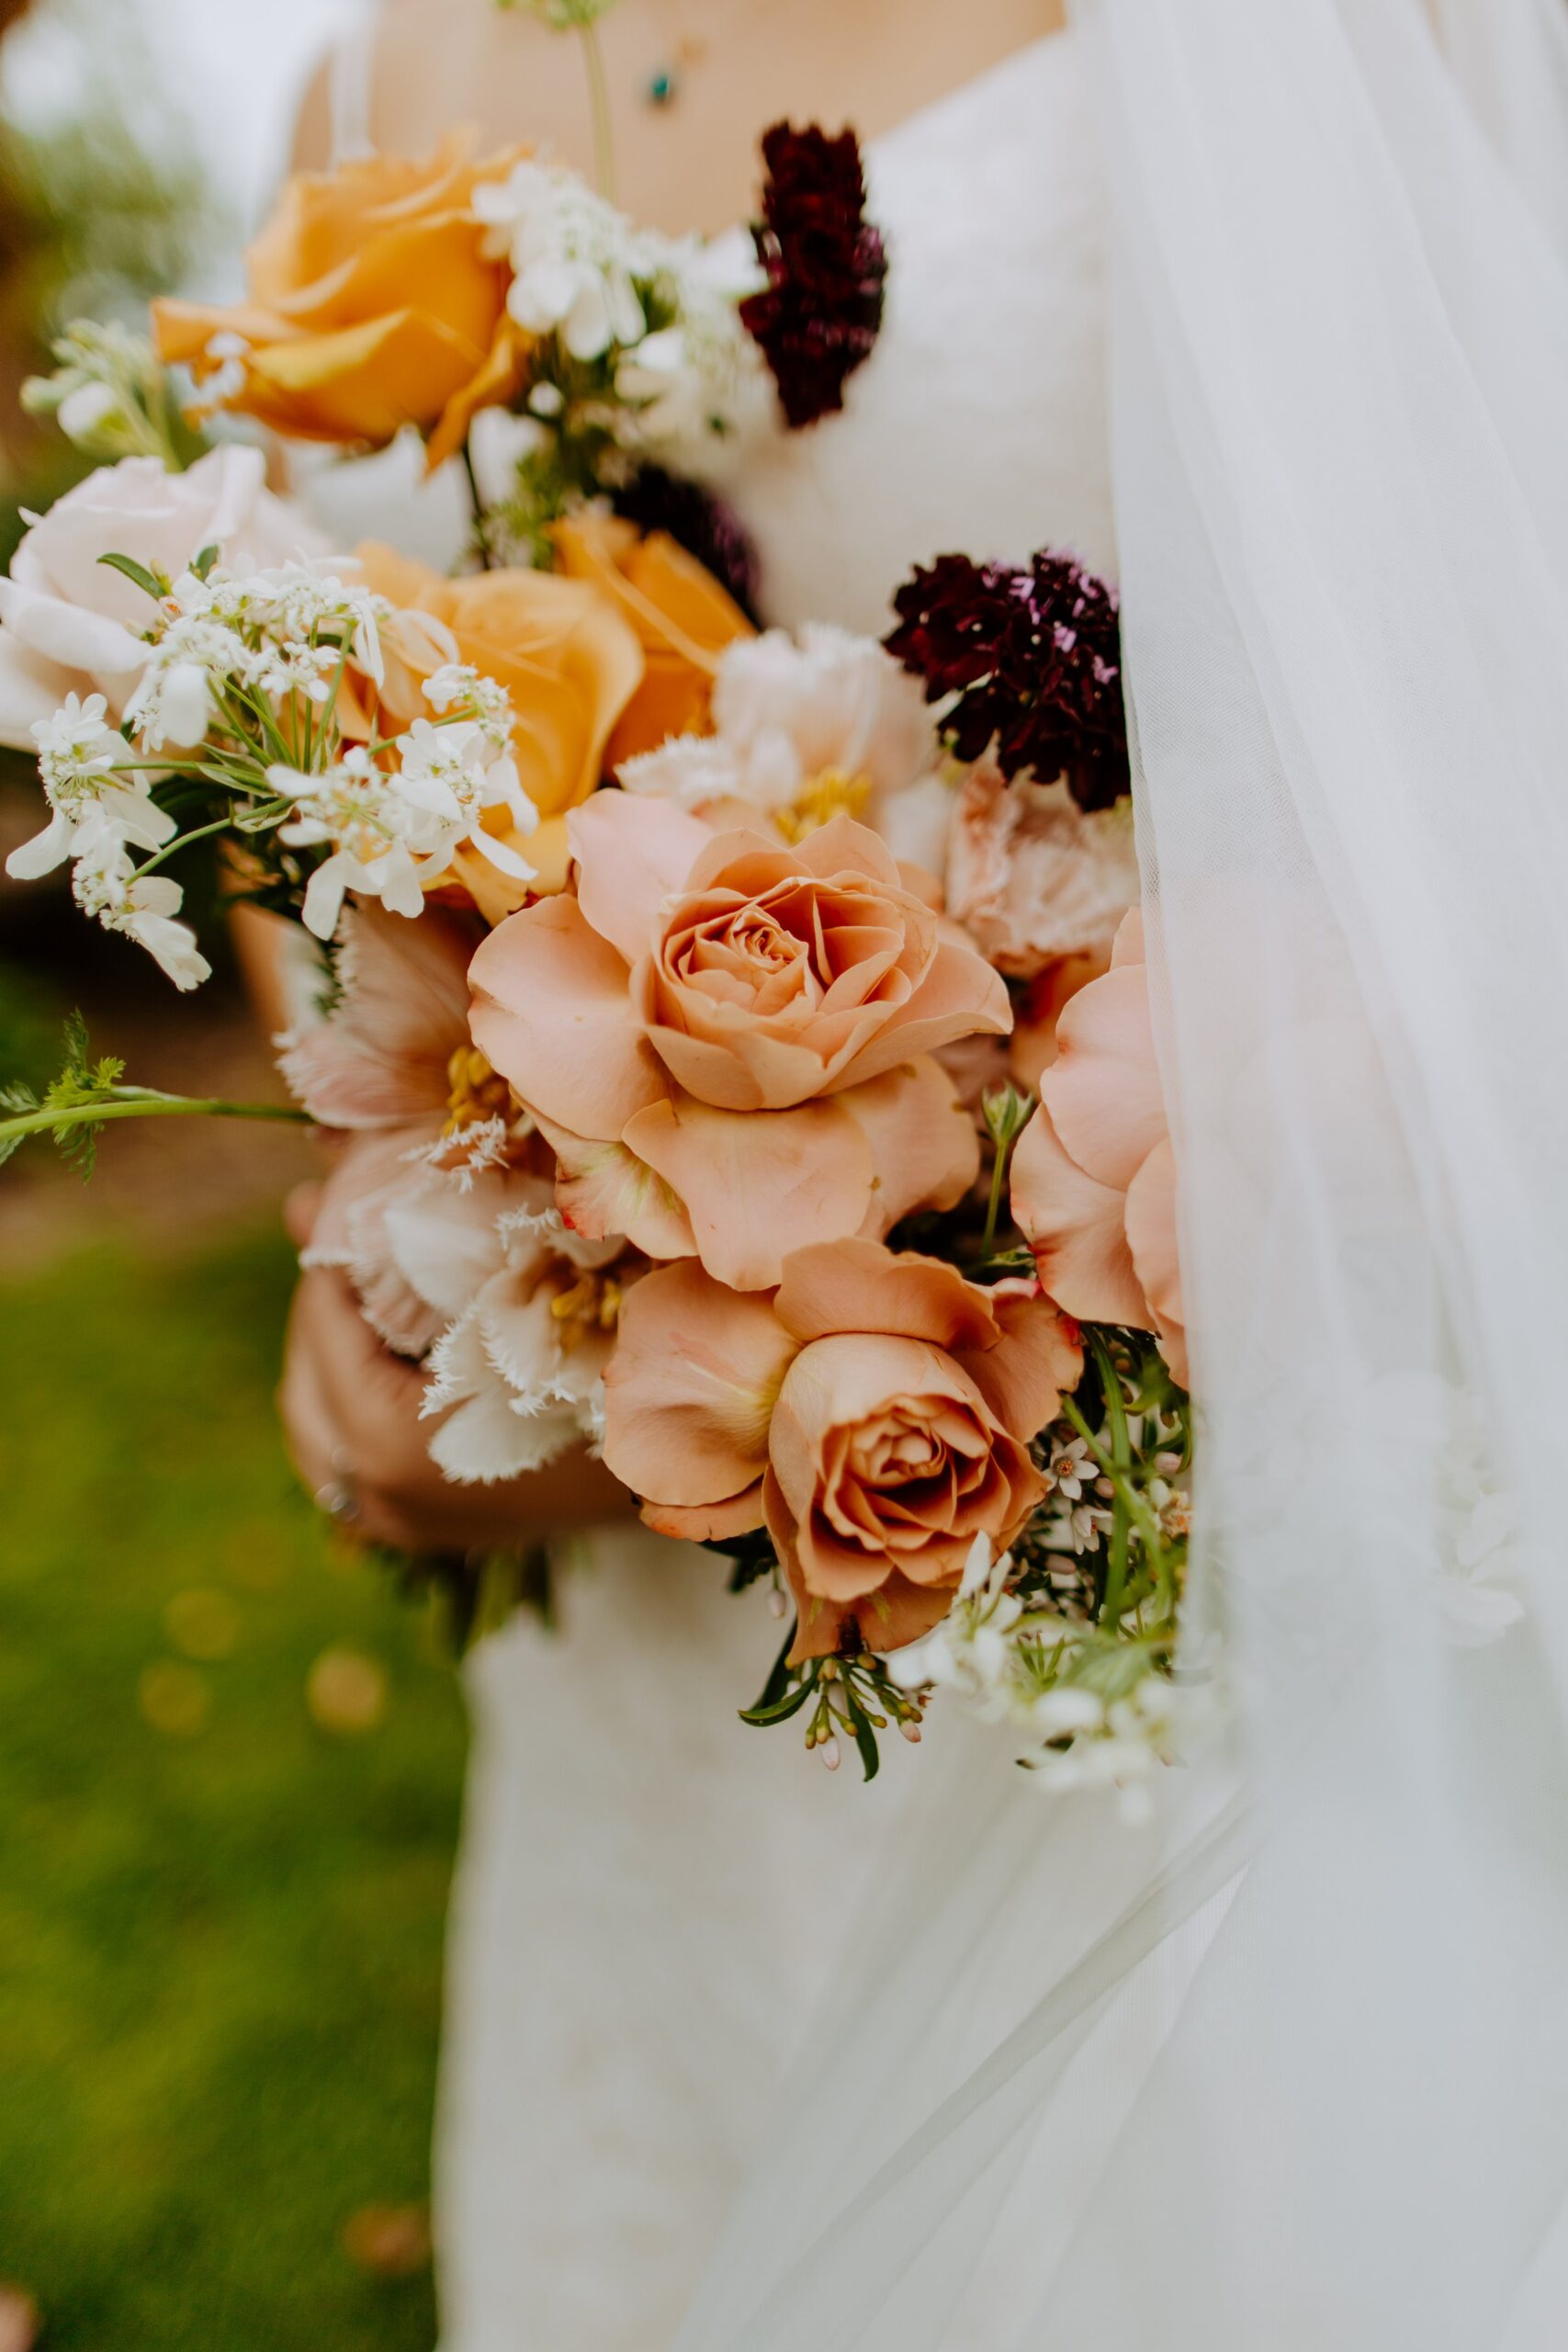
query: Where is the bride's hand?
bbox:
[277,1186,631,1553]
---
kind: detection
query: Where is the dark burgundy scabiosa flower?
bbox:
[885,549,1131,814]
[740,122,887,432]
[610,464,762,623]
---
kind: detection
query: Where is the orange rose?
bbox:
[603,1239,1080,1659]
[352,542,644,920]
[553,513,753,767]
[153,134,527,465]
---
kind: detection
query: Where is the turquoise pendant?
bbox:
[646,65,677,105]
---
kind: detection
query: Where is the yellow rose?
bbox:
[552,513,754,768]
[351,543,645,921]
[153,134,527,466]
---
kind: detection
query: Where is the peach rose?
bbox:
[1010,909,1188,1385]
[603,1238,1080,1658]
[351,542,645,918]
[553,512,755,769]
[153,134,528,465]
[468,794,1005,1289]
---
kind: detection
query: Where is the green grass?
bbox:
[0,1224,467,2349]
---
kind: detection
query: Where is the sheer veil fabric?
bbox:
[669,3,1568,2346]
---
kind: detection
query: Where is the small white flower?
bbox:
[1043,1434,1093,1503]
[70,838,210,989]
[422,663,515,752]
[122,614,250,750]
[393,717,538,880]
[8,694,175,879]
[272,750,440,940]
[476,162,649,359]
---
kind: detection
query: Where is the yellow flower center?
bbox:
[774,766,873,843]
[548,1267,624,1352]
[444,1045,513,1136]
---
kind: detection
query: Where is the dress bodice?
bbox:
[718,29,1112,633]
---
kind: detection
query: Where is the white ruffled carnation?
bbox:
[619,623,953,868]
[420,1185,626,1485]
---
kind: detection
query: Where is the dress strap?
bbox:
[327,0,380,164]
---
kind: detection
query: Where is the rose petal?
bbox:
[639,1484,767,1542]
[773,1238,1000,1351]
[765,1471,960,1663]
[602,1261,795,1506]
[1040,963,1167,1191]
[532,1109,698,1263]
[840,1056,980,1237]
[833,938,1012,1090]
[568,789,714,964]
[1010,1101,1152,1330]
[789,811,905,891]
[621,1091,874,1292]
[1125,1135,1189,1387]
[953,1292,1084,1441]
[469,895,667,1141]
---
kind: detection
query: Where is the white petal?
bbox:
[6,807,73,878]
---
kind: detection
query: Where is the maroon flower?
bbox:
[885,550,1130,814]
[740,122,887,432]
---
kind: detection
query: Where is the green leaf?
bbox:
[61,1007,91,1082]
[739,1682,815,1729]
[191,542,220,582]
[743,1621,799,1720]
[96,550,167,601]
[843,1689,882,1783]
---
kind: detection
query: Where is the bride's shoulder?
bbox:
[290,0,585,173]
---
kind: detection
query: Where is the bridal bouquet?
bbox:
[1,126,1206,1804]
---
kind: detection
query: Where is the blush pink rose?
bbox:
[0,446,321,747]
[468,794,1008,1291]
[1010,908,1188,1386]
[602,1237,1081,1659]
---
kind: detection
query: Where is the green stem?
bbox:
[0,1088,311,1153]
[980,1115,1026,1259]
[135,813,242,878]
[461,440,495,572]
[580,21,616,202]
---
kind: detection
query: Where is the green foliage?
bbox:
[94,548,168,602]
[22,321,205,469]
[739,1622,925,1781]
[0,1010,129,1178]
[0,1224,465,2351]
[2,0,222,344]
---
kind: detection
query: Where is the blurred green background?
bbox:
[0,4,468,2343]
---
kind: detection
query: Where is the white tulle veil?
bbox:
[670,2,1568,2345]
